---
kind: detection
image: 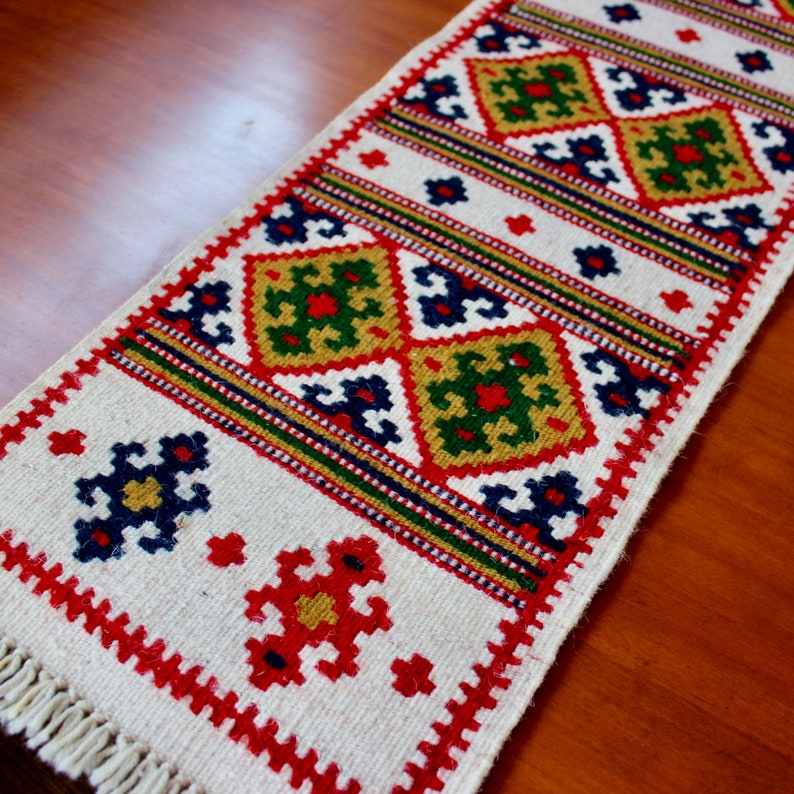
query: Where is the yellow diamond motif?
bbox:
[409,327,595,476]
[469,53,610,137]
[245,243,402,372]
[617,108,767,203]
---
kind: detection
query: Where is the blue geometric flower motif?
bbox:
[753,121,794,174]
[480,470,589,552]
[425,176,469,207]
[604,3,641,23]
[605,66,687,112]
[301,375,402,447]
[534,134,619,186]
[160,281,234,348]
[401,75,467,121]
[73,432,211,562]
[736,49,772,74]
[688,203,773,255]
[581,350,669,419]
[474,21,540,54]
[412,262,508,329]
[261,196,346,245]
[573,245,621,280]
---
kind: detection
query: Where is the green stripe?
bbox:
[314,171,690,362]
[506,3,793,122]
[377,110,736,282]
[122,337,538,594]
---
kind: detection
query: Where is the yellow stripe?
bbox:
[304,176,687,370]
[138,327,544,575]
[387,107,740,272]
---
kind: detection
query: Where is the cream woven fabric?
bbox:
[1,1,792,791]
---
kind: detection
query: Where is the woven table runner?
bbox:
[1,1,792,791]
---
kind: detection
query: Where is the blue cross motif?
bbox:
[73,432,211,562]
[481,471,588,552]
[261,196,346,245]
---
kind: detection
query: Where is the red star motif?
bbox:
[305,291,339,319]
[673,143,704,165]
[391,653,436,697]
[660,290,694,313]
[359,149,389,169]
[47,429,86,456]
[676,29,701,43]
[524,81,553,99]
[207,532,247,567]
[475,382,512,413]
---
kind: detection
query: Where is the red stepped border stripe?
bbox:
[0,530,360,794]
[0,523,552,794]
[0,527,555,793]
[395,615,537,793]
[0,358,100,460]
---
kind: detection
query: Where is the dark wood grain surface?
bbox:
[0,1,791,791]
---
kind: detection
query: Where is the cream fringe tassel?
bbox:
[0,639,200,793]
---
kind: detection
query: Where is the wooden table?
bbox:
[0,1,791,791]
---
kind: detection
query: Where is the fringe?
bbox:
[0,638,199,794]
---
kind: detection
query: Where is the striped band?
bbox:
[110,319,565,609]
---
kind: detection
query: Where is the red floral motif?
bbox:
[391,653,437,697]
[207,533,247,567]
[244,536,391,690]
[47,429,86,456]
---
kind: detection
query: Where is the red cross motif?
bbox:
[244,536,392,691]
[391,653,437,698]
[505,214,535,236]
[48,429,86,456]
[660,289,693,313]
[207,532,247,567]
[359,149,389,169]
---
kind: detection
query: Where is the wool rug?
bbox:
[0,1,792,791]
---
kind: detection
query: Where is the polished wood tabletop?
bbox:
[0,1,791,791]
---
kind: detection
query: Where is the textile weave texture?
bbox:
[1,1,792,791]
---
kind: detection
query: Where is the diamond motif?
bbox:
[617,108,768,203]
[244,243,403,372]
[408,326,595,476]
[468,53,610,137]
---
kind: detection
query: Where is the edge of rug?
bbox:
[445,213,794,789]
[0,637,198,793]
[1,0,791,790]
[0,2,505,791]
